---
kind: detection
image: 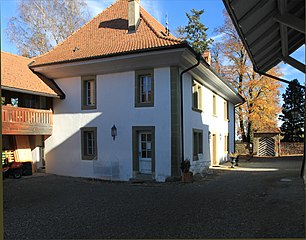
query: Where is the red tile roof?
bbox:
[1,51,62,97]
[31,0,184,67]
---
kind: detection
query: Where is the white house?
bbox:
[29,0,244,182]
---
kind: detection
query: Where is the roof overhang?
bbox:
[222,0,305,74]
[31,45,244,105]
[180,48,245,106]
[30,47,188,79]
[1,86,60,98]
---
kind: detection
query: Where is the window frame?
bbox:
[193,129,203,161]
[81,127,97,160]
[224,134,229,153]
[135,69,154,107]
[192,79,203,112]
[81,76,97,110]
[213,94,217,116]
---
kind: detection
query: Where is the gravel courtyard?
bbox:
[3,156,305,239]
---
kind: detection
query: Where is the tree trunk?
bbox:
[238,106,247,142]
[238,72,247,142]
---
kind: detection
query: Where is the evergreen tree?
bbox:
[177,9,213,55]
[279,79,305,142]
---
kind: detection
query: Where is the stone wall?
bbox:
[280,142,304,156]
[236,141,304,156]
[235,143,250,155]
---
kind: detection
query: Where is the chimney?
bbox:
[203,50,211,65]
[128,0,140,33]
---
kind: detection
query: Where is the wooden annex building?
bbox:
[1,51,64,173]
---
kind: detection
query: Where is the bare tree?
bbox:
[6,0,90,57]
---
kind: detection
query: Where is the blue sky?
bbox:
[1,0,305,87]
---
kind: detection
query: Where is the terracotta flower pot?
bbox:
[181,172,193,183]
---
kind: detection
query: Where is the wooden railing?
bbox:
[2,105,53,135]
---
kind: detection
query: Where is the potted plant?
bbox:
[180,159,193,183]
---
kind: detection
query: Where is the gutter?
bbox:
[185,45,244,105]
[179,54,201,163]
[1,86,60,99]
[256,70,305,89]
[32,71,66,99]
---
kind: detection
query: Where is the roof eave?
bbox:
[1,86,61,98]
[222,0,259,71]
[30,43,188,69]
[184,44,245,105]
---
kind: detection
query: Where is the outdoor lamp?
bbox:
[111,125,117,140]
[209,131,211,140]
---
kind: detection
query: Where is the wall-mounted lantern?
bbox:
[111,125,117,140]
[219,133,222,141]
[208,131,211,140]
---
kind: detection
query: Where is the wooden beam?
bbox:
[238,0,269,24]
[2,122,53,135]
[281,56,306,73]
[249,23,279,49]
[256,46,281,69]
[279,24,288,57]
[277,0,289,57]
[253,35,281,57]
[273,13,305,34]
[244,9,277,37]
[277,0,288,58]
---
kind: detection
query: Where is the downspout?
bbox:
[256,71,305,89]
[179,54,201,163]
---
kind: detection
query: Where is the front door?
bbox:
[139,132,152,174]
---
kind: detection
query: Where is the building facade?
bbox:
[26,0,243,181]
[1,52,63,172]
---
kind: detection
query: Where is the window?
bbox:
[224,100,229,120]
[140,76,152,103]
[135,69,154,107]
[213,94,217,116]
[224,134,229,152]
[192,80,202,111]
[82,76,96,110]
[193,129,203,161]
[81,127,97,160]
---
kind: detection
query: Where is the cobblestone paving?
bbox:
[3,156,305,239]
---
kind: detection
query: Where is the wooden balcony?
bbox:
[2,105,53,135]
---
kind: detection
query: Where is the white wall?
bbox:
[45,67,171,182]
[182,71,231,174]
